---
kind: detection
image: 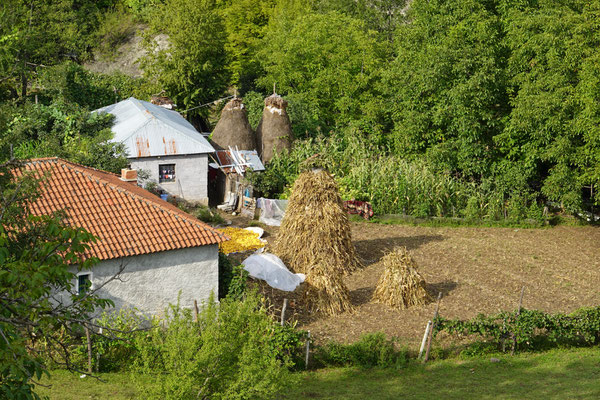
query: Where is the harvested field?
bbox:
[227,215,600,347]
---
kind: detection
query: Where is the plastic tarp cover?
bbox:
[257,198,288,226]
[242,253,305,292]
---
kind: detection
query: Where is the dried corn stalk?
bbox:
[372,247,431,309]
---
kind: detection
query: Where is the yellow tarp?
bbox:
[217,227,265,254]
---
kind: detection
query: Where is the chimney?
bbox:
[120,168,138,182]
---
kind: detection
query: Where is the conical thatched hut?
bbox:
[211,97,255,151]
[372,247,431,309]
[255,94,292,163]
[272,168,360,315]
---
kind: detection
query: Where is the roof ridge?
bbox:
[33,158,227,241]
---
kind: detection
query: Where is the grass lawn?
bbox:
[37,347,600,399]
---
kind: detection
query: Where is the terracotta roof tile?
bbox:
[21,158,228,261]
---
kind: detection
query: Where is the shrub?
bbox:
[92,308,148,372]
[218,253,249,300]
[133,292,299,400]
[315,332,408,369]
[435,306,600,354]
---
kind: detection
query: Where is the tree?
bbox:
[1,100,128,173]
[0,160,114,398]
[141,0,230,127]
[216,0,276,92]
[495,0,600,210]
[0,0,106,99]
[385,0,509,179]
[259,11,383,136]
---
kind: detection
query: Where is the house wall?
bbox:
[74,245,219,316]
[131,153,209,205]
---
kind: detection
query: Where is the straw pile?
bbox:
[211,97,256,150]
[255,94,292,163]
[372,247,431,309]
[273,168,360,315]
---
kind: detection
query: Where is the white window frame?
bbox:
[76,271,93,295]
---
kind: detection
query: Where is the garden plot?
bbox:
[244,219,600,347]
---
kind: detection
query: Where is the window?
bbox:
[159,164,176,183]
[77,273,92,295]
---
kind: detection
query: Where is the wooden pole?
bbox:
[280,298,288,326]
[511,286,525,355]
[305,331,311,370]
[419,320,432,359]
[423,292,442,363]
[194,299,199,323]
[85,324,92,374]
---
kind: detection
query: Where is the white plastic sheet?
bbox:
[242,253,305,292]
[257,198,288,226]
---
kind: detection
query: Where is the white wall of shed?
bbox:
[131,153,208,205]
[78,245,219,316]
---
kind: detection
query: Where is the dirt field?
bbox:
[227,216,600,347]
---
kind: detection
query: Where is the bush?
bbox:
[315,332,408,369]
[218,253,248,300]
[435,306,600,354]
[92,308,148,372]
[133,292,299,400]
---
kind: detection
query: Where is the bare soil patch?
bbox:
[226,215,600,347]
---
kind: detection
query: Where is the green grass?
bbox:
[35,370,143,400]
[286,347,600,399]
[36,347,600,399]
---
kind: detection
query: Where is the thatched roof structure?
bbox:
[211,98,256,151]
[255,94,292,163]
[273,168,360,315]
[372,247,431,309]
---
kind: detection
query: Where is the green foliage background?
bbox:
[0,0,599,212]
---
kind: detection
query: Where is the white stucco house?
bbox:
[25,158,228,316]
[94,97,215,205]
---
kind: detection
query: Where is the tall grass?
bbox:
[251,132,544,221]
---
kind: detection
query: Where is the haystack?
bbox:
[273,168,360,315]
[255,94,292,163]
[273,168,361,276]
[372,247,431,309]
[211,97,256,150]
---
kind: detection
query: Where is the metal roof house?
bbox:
[95,97,215,204]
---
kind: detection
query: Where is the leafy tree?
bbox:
[0,161,113,398]
[0,0,106,98]
[496,0,600,209]
[216,0,276,92]
[259,11,383,136]
[141,0,230,126]
[2,101,128,173]
[385,0,509,179]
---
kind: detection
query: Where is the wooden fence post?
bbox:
[305,331,311,370]
[511,286,525,355]
[280,298,288,326]
[85,324,92,374]
[419,320,432,359]
[423,292,442,363]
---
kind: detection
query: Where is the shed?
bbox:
[95,97,215,204]
[23,158,228,316]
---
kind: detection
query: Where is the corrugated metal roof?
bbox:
[211,149,265,174]
[95,97,215,158]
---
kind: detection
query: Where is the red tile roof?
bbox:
[21,158,228,261]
